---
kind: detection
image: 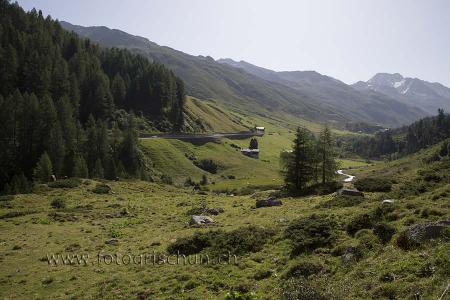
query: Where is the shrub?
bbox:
[160,174,173,185]
[284,260,324,278]
[48,178,81,188]
[92,183,111,194]
[354,177,392,192]
[50,198,66,209]
[253,269,272,280]
[319,194,364,208]
[211,226,276,255]
[396,230,417,250]
[167,231,216,255]
[345,213,374,236]
[194,159,218,174]
[167,226,275,256]
[284,214,337,256]
[373,223,396,244]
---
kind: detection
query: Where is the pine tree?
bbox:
[10,172,31,194]
[48,121,66,176]
[317,126,338,184]
[33,152,53,182]
[91,159,104,179]
[249,138,259,150]
[283,127,315,193]
[72,155,88,178]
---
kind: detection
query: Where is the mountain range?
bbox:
[352,73,450,115]
[60,21,450,128]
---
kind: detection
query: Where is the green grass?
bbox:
[1,163,448,299]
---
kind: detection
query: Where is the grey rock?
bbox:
[256,198,283,208]
[406,220,450,244]
[190,215,214,225]
[339,188,364,197]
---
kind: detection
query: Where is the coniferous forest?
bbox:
[0,0,185,194]
[347,109,450,159]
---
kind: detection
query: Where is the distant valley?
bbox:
[60,21,450,128]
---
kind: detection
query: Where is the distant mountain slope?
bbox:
[352,73,450,114]
[217,58,428,126]
[61,21,426,127]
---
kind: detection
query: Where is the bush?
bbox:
[354,177,392,192]
[50,198,66,209]
[345,213,374,236]
[160,174,173,185]
[194,159,218,174]
[92,183,111,194]
[48,178,81,189]
[284,214,337,256]
[319,194,364,208]
[284,260,324,278]
[396,230,417,250]
[373,223,396,244]
[167,231,215,255]
[167,226,275,256]
[312,181,343,195]
[211,226,276,255]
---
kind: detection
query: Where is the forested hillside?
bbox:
[346,109,450,159]
[0,0,185,193]
[60,21,426,127]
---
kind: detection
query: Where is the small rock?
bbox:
[189,215,214,225]
[256,198,283,208]
[339,188,364,197]
[105,238,119,245]
[205,208,224,215]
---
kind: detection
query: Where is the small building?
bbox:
[255,126,265,135]
[241,148,260,158]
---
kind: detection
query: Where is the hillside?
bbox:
[1,140,448,299]
[60,21,427,127]
[183,97,248,133]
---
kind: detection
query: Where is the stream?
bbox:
[337,169,355,182]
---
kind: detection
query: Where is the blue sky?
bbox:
[17,0,450,86]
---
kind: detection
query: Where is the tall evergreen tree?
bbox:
[33,152,53,182]
[317,126,338,184]
[283,127,315,193]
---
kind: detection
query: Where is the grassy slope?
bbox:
[1,145,448,299]
[184,96,248,133]
[143,99,366,190]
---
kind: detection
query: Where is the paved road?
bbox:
[139,131,263,141]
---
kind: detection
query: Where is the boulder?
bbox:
[339,188,364,197]
[407,220,449,244]
[255,198,283,208]
[189,215,214,225]
[397,219,449,249]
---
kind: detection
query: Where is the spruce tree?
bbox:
[317,126,338,184]
[249,138,258,149]
[72,155,88,178]
[283,127,314,193]
[33,152,53,182]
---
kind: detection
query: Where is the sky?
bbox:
[17,0,450,86]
